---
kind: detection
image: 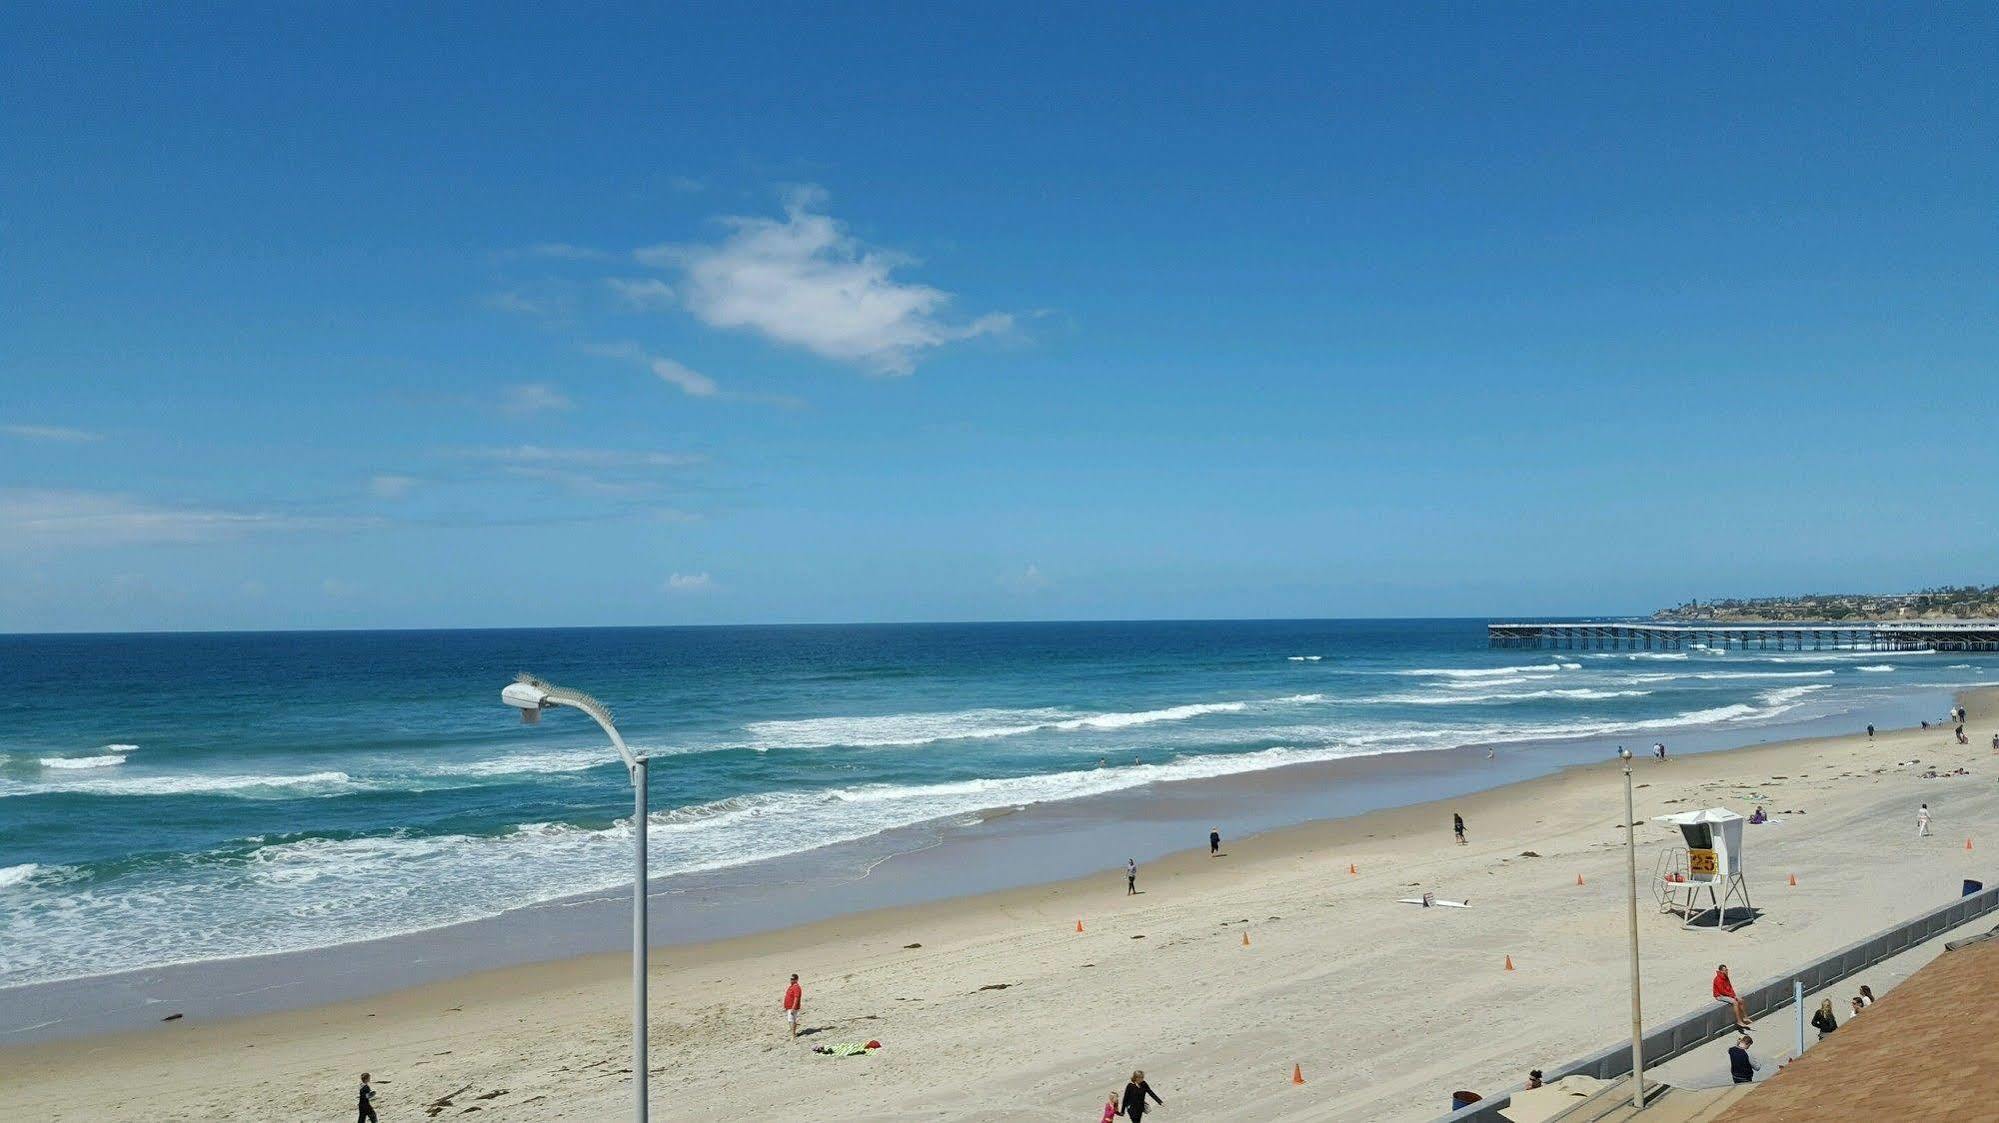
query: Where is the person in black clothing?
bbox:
[1119,1070,1163,1120]
[1727,1036,1758,1084]
[1453,812,1467,845]
[357,1072,378,1123]
[1810,998,1839,1039]
[1209,828,1221,856]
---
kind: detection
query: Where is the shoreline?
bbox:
[3,686,1993,1118]
[0,682,1965,1045]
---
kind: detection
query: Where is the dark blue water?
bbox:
[0,620,1987,985]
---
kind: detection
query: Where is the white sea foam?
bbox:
[34,743,137,770]
[1286,655,1324,661]
[38,753,129,770]
[741,708,1074,749]
[1857,664,1896,673]
[1050,701,1248,730]
[1758,685,1833,706]
[1396,665,1572,680]
[0,863,38,889]
[422,749,624,778]
[1368,688,1654,706]
[0,770,357,799]
[1764,649,1939,663]
[739,695,1319,751]
[1691,670,1836,680]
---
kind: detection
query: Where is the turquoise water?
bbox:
[0,620,1987,986]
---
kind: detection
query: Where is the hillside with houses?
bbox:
[1657,586,1999,622]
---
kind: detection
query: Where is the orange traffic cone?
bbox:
[1576,874,1585,886]
[1789,873,1798,887]
[1968,838,1975,852]
[1504,954,1515,971]
[1075,920,1084,933]
[1292,1063,1305,1085]
[1348,863,1357,876]
[1242,929,1251,947]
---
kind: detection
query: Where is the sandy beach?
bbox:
[7,686,1996,1122]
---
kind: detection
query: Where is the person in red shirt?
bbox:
[783,973,803,1037]
[1713,964,1750,1029]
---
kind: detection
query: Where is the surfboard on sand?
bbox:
[1397,897,1471,908]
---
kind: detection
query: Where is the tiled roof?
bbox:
[1716,932,1999,1121]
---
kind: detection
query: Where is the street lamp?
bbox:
[1619,745,1645,1110]
[503,673,650,1123]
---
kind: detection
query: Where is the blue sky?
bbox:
[3,5,1994,632]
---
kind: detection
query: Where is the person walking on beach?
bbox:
[1209,827,1221,856]
[1917,803,1932,838]
[1126,858,1138,895]
[357,1073,378,1123]
[1728,1036,1758,1084]
[1867,723,1875,740]
[782,973,803,1037]
[1453,812,1467,845]
[1118,1071,1164,1121]
[1655,741,1667,761]
[1810,998,1839,1039]
[1713,964,1751,1029]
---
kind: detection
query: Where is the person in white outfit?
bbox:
[1918,803,1932,837]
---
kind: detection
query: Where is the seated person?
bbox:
[1714,964,1751,1029]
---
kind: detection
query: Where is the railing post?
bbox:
[1794,978,1805,1058]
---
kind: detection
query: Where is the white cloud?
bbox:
[584,341,720,398]
[664,571,714,593]
[454,444,702,498]
[648,357,719,398]
[462,444,702,469]
[498,383,574,415]
[637,188,1011,375]
[369,474,419,500]
[484,282,578,320]
[4,424,103,443]
[0,489,362,549]
[606,277,675,310]
[499,465,647,496]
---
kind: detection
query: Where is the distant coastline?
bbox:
[1657,585,1999,623]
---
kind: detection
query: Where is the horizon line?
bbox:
[0,612,1655,640]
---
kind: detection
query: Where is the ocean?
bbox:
[0,619,1988,989]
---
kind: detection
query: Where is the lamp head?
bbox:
[502,676,552,724]
[1617,745,1632,761]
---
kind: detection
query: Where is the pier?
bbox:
[1488,620,1999,652]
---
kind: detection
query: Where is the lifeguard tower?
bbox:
[1652,807,1754,931]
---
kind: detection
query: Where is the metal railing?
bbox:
[1432,883,1999,1122]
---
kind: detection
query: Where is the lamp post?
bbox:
[1620,745,1645,1110]
[503,673,649,1123]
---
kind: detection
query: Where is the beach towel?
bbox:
[812,1041,880,1056]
